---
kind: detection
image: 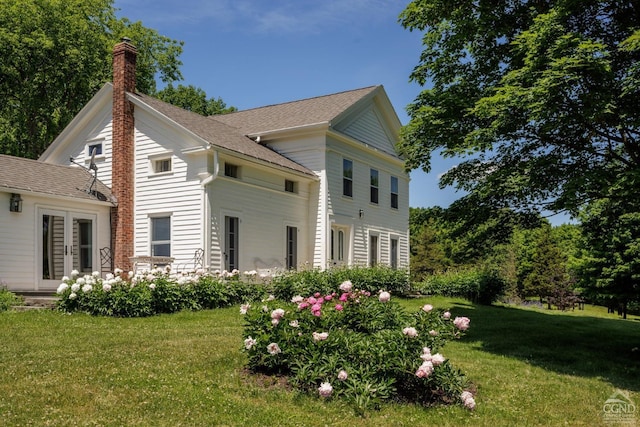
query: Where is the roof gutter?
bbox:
[247,121,330,141]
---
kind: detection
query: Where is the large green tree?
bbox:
[399,1,640,216]
[579,197,640,318]
[156,84,237,116]
[0,0,184,159]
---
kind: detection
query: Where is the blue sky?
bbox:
[114,0,569,224]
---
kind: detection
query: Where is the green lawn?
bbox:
[1,299,638,426]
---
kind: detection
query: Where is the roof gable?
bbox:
[209,86,381,136]
[0,154,113,203]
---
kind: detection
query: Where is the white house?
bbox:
[1,39,409,292]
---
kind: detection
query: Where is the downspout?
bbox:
[200,148,219,270]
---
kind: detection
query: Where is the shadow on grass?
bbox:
[450,302,640,391]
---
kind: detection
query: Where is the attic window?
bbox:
[154,158,172,173]
[225,163,239,178]
[87,142,103,156]
[285,179,297,193]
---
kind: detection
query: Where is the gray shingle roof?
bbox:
[209,86,379,136]
[0,154,114,203]
[132,92,315,176]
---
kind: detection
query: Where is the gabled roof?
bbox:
[209,86,381,136]
[130,91,315,176]
[0,154,114,204]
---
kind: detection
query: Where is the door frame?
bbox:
[38,207,98,290]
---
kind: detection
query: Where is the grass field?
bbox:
[0,298,638,426]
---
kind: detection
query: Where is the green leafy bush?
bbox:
[0,286,22,312]
[241,282,474,414]
[413,268,507,305]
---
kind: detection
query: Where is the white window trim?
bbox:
[85,138,105,162]
[148,152,174,177]
[149,213,172,257]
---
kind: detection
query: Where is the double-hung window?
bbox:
[390,176,399,209]
[370,169,379,204]
[343,159,353,197]
[151,216,171,256]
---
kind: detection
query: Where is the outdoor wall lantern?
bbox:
[359,209,364,219]
[9,193,22,213]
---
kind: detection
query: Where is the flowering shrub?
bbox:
[271,265,410,301]
[56,268,267,317]
[242,283,475,414]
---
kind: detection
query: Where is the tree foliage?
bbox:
[0,0,233,160]
[399,1,640,216]
[578,198,640,318]
[156,84,237,116]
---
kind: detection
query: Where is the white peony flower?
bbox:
[378,291,391,303]
[318,382,333,398]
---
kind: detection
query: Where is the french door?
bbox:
[40,209,96,288]
[224,216,239,271]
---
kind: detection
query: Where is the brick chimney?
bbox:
[111,38,137,272]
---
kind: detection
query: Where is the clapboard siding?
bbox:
[132,112,204,266]
[340,108,396,155]
[266,136,326,268]
[0,192,111,291]
[325,135,409,268]
[207,167,310,272]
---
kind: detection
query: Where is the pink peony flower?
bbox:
[337,370,348,381]
[402,327,418,338]
[318,382,333,397]
[378,291,391,303]
[415,361,434,378]
[311,303,322,312]
[422,304,433,312]
[461,391,476,410]
[271,308,285,320]
[267,342,281,355]
[443,311,451,320]
[314,292,321,298]
[334,304,343,311]
[308,296,317,304]
[431,353,445,366]
[312,309,322,317]
[313,332,329,342]
[339,293,349,302]
[271,318,279,326]
[339,280,353,292]
[324,294,333,301]
[244,337,256,350]
[298,302,309,310]
[453,316,471,331]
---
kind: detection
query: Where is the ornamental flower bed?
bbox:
[242,281,475,414]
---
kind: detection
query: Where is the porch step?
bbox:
[12,292,58,310]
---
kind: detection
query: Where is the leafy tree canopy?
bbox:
[399,1,640,216]
[0,0,234,159]
[156,84,237,116]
